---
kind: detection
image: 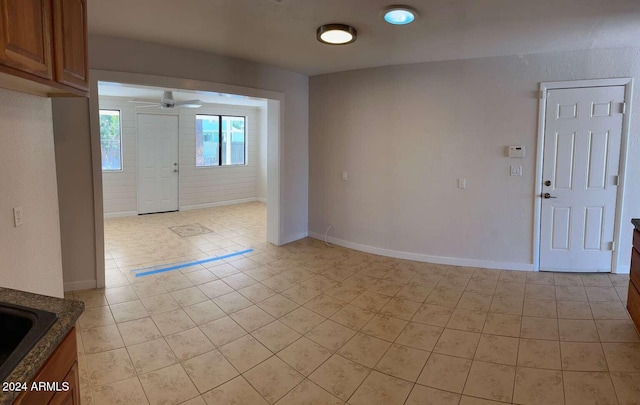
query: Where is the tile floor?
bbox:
[67,202,640,405]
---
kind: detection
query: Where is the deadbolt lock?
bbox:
[544,180,551,186]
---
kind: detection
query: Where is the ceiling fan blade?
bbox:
[173,99,203,106]
[129,98,159,104]
[134,104,161,108]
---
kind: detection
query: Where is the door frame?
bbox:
[135,111,180,215]
[533,78,634,273]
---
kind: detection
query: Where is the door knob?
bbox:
[173,169,178,173]
[544,180,551,186]
[542,193,557,199]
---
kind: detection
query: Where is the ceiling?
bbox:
[88,0,640,76]
[98,82,268,107]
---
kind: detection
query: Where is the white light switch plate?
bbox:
[458,178,466,189]
[13,206,23,227]
[510,165,522,176]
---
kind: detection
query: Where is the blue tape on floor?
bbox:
[133,249,254,277]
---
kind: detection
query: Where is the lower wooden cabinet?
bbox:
[628,228,640,334]
[48,363,79,405]
[13,327,80,405]
[628,280,640,334]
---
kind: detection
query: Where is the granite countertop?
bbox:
[633,219,640,232]
[0,287,84,405]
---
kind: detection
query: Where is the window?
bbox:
[99,109,122,171]
[196,115,246,166]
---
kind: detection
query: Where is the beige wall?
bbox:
[258,106,268,202]
[309,47,640,272]
[51,97,97,291]
[0,88,64,298]
[54,35,309,290]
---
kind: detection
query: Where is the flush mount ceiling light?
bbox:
[383,5,417,25]
[317,24,357,45]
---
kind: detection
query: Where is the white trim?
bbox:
[64,280,97,292]
[309,232,535,271]
[180,197,258,211]
[104,211,138,218]
[281,231,309,245]
[257,197,267,203]
[612,80,634,274]
[616,265,630,275]
[535,78,634,273]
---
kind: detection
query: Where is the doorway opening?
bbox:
[90,72,282,288]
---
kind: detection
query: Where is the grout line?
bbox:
[90,206,635,404]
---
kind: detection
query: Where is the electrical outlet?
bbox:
[13,207,23,227]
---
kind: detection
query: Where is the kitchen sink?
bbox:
[0,302,57,381]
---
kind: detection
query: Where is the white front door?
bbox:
[539,86,625,272]
[137,114,179,214]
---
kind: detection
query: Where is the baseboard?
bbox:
[615,265,630,274]
[64,280,97,292]
[104,211,138,218]
[308,232,535,271]
[257,197,267,203]
[280,231,309,245]
[180,197,258,211]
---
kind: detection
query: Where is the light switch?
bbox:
[342,171,348,181]
[458,178,466,189]
[510,165,522,176]
[13,206,23,227]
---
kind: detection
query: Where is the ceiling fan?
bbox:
[129,91,202,109]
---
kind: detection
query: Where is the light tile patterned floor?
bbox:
[68,202,640,405]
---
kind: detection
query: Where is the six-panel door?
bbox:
[540,86,625,272]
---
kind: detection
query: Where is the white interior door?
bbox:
[540,86,625,272]
[137,114,179,214]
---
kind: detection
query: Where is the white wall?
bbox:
[179,104,261,209]
[0,88,64,298]
[309,47,640,272]
[99,97,137,215]
[99,96,262,215]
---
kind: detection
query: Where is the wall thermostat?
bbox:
[508,145,526,158]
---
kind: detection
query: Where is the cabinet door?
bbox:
[52,0,87,91]
[0,0,53,79]
[48,362,80,405]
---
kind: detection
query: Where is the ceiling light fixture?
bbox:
[317,24,357,45]
[383,5,417,25]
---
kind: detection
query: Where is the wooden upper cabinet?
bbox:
[52,0,88,91]
[0,0,88,96]
[0,0,53,80]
